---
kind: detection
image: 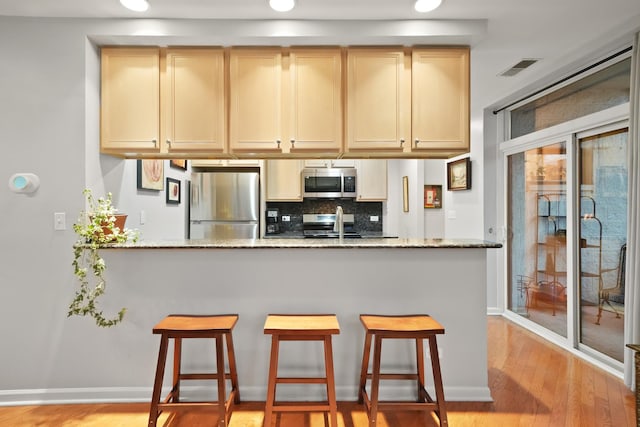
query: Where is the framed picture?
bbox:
[166,178,181,204]
[170,159,187,170]
[424,185,442,208]
[447,157,472,191]
[137,160,164,191]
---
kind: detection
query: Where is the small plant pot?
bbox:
[104,214,128,236]
[90,214,128,242]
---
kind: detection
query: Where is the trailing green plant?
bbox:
[68,189,139,327]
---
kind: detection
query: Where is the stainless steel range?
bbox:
[302,213,361,238]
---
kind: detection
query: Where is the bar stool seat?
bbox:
[263,314,340,427]
[148,314,240,427]
[358,314,448,427]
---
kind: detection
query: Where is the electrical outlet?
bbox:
[54,212,66,230]
[282,215,291,222]
[370,215,379,222]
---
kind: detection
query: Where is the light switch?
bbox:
[370,216,379,222]
[282,215,291,222]
[54,212,66,230]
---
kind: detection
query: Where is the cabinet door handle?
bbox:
[290,139,295,148]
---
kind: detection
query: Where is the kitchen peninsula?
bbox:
[95,238,500,403]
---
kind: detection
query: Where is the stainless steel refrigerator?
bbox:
[189,171,260,239]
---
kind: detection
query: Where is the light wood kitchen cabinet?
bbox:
[165,48,226,154]
[101,47,160,153]
[304,159,356,168]
[265,160,304,201]
[356,159,387,201]
[229,48,283,154]
[346,48,409,153]
[288,48,343,154]
[191,159,261,167]
[100,45,469,160]
[412,47,470,153]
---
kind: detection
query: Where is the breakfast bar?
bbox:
[91,239,500,404]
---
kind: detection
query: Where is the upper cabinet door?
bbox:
[288,48,342,154]
[229,48,283,153]
[101,47,160,152]
[265,160,304,201]
[346,49,409,152]
[412,47,470,152]
[165,48,226,154]
[355,159,388,201]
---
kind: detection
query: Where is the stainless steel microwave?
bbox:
[302,168,357,199]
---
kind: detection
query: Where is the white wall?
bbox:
[423,159,446,238]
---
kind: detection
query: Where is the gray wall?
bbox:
[1,18,89,391]
[0,16,492,402]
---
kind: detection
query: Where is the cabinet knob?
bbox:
[400,138,405,147]
[276,140,281,148]
[415,138,420,146]
[152,139,157,146]
[290,139,295,148]
[166,139,171,146]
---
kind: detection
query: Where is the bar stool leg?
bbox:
[263,335,280,427]
[225,332,241,403]
[368,335,383,427]
[323,336,338,427]
[173,337,182,403]
[358,332,372,404]
[428,336,448,427]
[149,334,169,427]
[416,338,426,402]
[215,334,227,427]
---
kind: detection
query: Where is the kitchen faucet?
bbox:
[333,206,344,240]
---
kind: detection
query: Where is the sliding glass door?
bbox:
[578,128,628,362]
[506,124,628,365]
[507,141,568,337]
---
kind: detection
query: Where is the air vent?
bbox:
[499,59,539,77]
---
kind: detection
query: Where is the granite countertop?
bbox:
[100,238,502,249]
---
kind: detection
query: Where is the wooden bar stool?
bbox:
[148,314,241,427]
[263,314,340,427]
[358,314,448,427]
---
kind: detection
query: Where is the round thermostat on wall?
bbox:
[8,173,40,194]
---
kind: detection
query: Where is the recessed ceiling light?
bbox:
[414,0,443,13]
[120,0,149,12]
[269,0,296,12]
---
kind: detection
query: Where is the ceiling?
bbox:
[1,0,639,110]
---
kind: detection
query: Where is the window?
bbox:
[511,58,631,138]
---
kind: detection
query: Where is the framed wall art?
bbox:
[424,185,442,208]
[447,157,472,191]
[137,160,164,191]
[166,178,181,204]
[170,159,187,170]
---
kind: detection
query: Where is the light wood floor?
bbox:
[0,317,635,427]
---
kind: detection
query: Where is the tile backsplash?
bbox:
[266,200,383,233]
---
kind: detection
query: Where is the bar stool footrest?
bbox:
[365,372,421,380]
[180,372,232,381]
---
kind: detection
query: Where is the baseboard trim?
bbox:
[0,385,493,406]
